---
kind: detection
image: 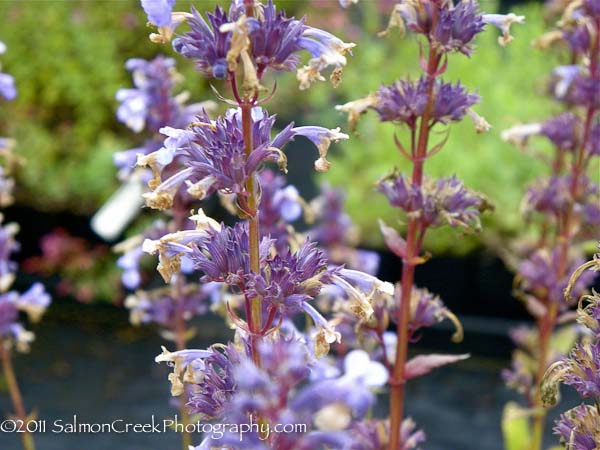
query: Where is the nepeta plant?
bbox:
[336,1,522,448]
[126,1,401,449]
[0,40,51,450]
[501,0,599,447]
[540,246,600,449]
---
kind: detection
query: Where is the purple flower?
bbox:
[125,283,213,328]
[588,122,600,156]
[189,221,271,285]
[141,0,175,27]
[0,217,19,291]
[481,13,525,46]
[0,73,16,101]
[433,1,485,56]
[187,343,239,418]
[247,239,334,313]
[373,78,479,127]
[308,184,380,275]
[554,405,599,450]
[173,6,231,79]
[562,340,600,398]
[256,169,303,251]
[583,0,600,18]
[518,248,597,306]
[524,175,600,225]
[116,56,207,134]
[0,283,51,352]
[173,3,354,88]
[378,174,489,231]
[248,0,306,72]
[0,42,16,101]
[389,286,462,341]
[139,107,347,210]
[567,73,600,108]
[563,25,591,55]
[541,112,580,151]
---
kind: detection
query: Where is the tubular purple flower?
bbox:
[291,126,348,172]
[433,1,485,55]
[140,108,347,210]
[518,248,597,307]
[116,56,203,134]
[554,404,599,450]
[481,13,525,46]
[0,217,18,291]
[562,340,600,398]
[173,6,231,79]
[155,345,214,396]
[296,27,355,90]
[524,175,600,225]
[378,173,489,231]
[0,73,16,101]
[541,112,580,151]
[141,0,175,27]
[551,65,580,100]
[248,0,306,72]
[0,42,16,101]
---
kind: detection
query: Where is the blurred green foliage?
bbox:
[0,1,576,256]
[0,0,211,214]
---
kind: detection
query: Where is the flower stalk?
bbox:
[0,344,36,450]
[389,42,441,450]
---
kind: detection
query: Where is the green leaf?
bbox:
[551,326,578,356]
[502,402,532,450]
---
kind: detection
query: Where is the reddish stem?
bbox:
[530,18,599,450]
[0,343,36,450]
[388,43,440,450]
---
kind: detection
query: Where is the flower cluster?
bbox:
[138,107,347,211]
[113,55,215,181]
[523,175,600,225]
[157,332,398,450]
[373,79,480,127]
[516,248,597,307]
[144,0,355,91]
[378,173,490,232]
[379,0,523,49]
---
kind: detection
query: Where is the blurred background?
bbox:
[0,0,596,449]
